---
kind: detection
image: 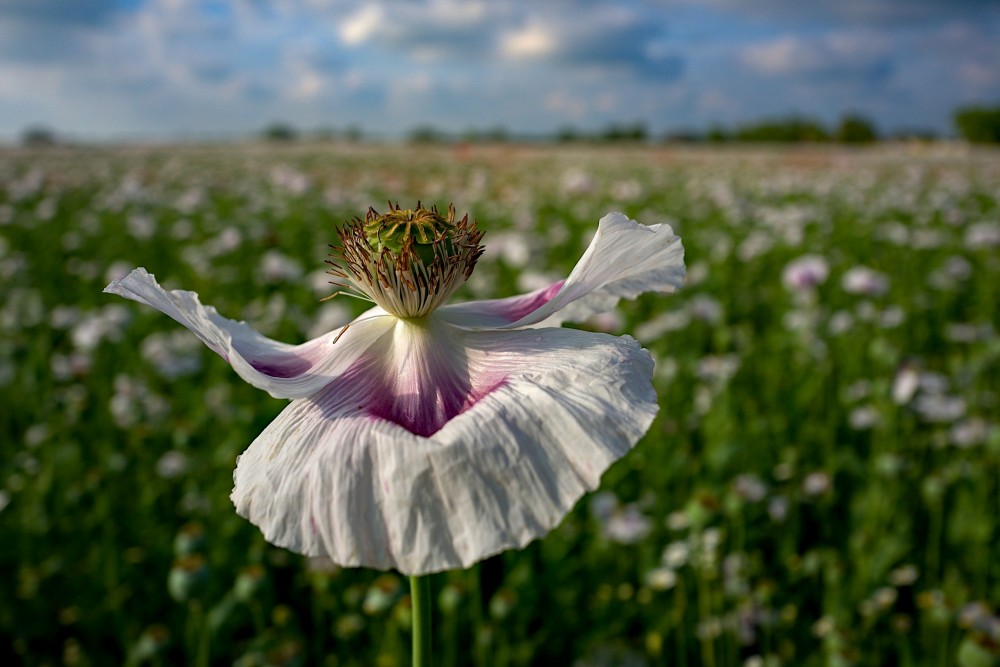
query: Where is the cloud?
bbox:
[0,0,124,27]
[338,1,500,60]
[685,0,997,27]
[0,0,996,139]
[499,6,681,79]
[0,0,132,62]
[741,32,893,84]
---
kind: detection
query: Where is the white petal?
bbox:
[231,324,657,575]
[104,268,395,399]
[439,212,684,330]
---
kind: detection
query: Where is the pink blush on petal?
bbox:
[311,321,509,438]
[366,377,507,437]
[247,354,313,378]
[494,280,564,322]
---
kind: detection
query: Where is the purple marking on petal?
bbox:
[498,280,564,322]
[309,328,508,438]
[248,354,313,378]
[366,377,507,437]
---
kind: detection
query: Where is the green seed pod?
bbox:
[233,564,267,603]
[173,522,206,557]
[167,554,210,602]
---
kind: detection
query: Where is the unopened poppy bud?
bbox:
[173,522,206,556]
[233,564,267,602]
[362,574,402,615]
[128,625,170,663]
[168,554,210,602]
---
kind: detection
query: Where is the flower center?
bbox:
[327,203,485,319]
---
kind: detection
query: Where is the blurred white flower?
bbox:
[205,226,243,257]
[308,268,336,297]
[889,564,919,586]
[696,354,741,384]
[589,491,619,521]
[873,586,898,609]
[843,380,872,402]
[662,541,690,568]
[737,231,774,262]
[965,221,1000,249]
[949,418,990,448]
[127,214,156,240]
[305,302,353,340]
[827,310,854,335]
[260,250,303,284]
[603,504,652,545]
[71,305,131,352]
[732,474,768,502]
[802,471,831,497]
[104,260,135,285]
[912,229,944,249]
[768,496,789,522]
[782,255,829,292]
[611,179,643,202]
[171,218,194,240]
[878,306,905,329]
[645,566,678,591]
[561,168,596,196]
[141,330,203,379]
[913,394,966,423]
[634,310,690,340]
[943,255,972,280]
[849,405,881,430]
[666,511,690,531]
[689,295,724,324]
[487,231,532,268]
[109,375,169,429]
[841,266,889,296]
[156,451,189,479]
[892,364,920,405]
[945,323,993,343]
[701,527,723,552]
[50,305,82,329]
[270,165,310,194]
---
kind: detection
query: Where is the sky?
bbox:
[0,0,998,141]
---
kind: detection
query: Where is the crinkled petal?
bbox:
[104,268,394,399]
[231,324,657,575]
[439,212,684,330]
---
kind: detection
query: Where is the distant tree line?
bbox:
[694,113,879,144]
[14,104,1000,147]
[953,105,1000,143]
[263,108,998,145]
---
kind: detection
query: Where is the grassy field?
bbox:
[1,141,998,666]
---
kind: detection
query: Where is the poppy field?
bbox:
[2,141,999,666]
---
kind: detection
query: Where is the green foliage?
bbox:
[262,122,298,142]
[20,126,59,147]
[836,114,879,143]
[954,105,1000,143]
[1,143,999,666]
[733,116,830,142]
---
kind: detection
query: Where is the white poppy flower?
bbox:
[781,255,828,292]
[105,205,684,575]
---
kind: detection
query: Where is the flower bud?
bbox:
[173,522,206,556]
[167,554,210,602]
[233,564,267,602]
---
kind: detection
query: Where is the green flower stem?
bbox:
[410,575,432,667]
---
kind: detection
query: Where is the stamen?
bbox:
[327,203,485,319]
